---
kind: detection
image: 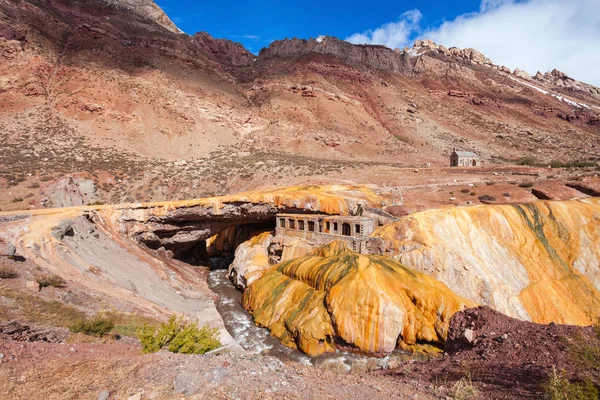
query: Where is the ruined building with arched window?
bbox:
[276,214,377,253]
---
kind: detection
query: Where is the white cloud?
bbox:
[345,0,600,86]
[346,10,422,50]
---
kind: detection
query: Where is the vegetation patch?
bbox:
[70,314,115,337]
[478,195,496,202]
[35,274,66,290]
[0,284,84,326]
[450,377,479,400]
[0,266,18,279]
[543,367,598,400]
[137,315,221,355]
[517,156,596,169]
[519,182,534,188]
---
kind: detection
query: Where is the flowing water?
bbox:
[207,259,392,369]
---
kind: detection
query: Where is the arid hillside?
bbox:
[1,0,599,212]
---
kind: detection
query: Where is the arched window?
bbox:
[342,223,351,236]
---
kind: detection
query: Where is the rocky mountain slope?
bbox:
[1,0,600,210]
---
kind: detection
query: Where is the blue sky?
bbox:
[157,0,480,53]
[157,0,600,86]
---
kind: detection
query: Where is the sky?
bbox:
[157,0,600,86]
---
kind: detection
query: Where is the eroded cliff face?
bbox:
[373,198,600,325]
[259,36,413,73]
[194,32,255,67]
[241,241,474,356]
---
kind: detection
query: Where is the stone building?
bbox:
[450,148,480,167]
[275,214,377,253]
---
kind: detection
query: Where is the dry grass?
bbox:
[450,377,479,400]
[0,265,18,279]
[35,274,67,290]
[0,284,84,327]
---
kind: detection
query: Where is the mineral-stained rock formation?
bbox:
[373,198,600,326]
[228,231,273,289]
[241,241,474,356]
[110,185,385,254]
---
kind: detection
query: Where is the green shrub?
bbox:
[519,182,534,188]
[478,195,496,202]
[569,318,600,380]
[137,315,221,355]
[0,266,18,279]
[70,315,115,337]
[460,188,470,194]
[543,367,598,400]
[518,156,538,166]
[35,274,66,290]
[11,197,24,203]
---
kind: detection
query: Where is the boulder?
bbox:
[512,68,531,80]
[0,243,16,257]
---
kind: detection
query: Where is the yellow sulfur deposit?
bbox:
[374,198,600,325]
[241,241,474,356]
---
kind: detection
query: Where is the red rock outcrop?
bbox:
[194,32,255,67]
[259,36,413,73]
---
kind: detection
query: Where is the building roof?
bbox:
[453,150,479,157]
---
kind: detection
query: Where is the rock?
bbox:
[512,68,531,81]
[0,243,16,257]
[242,241,474,356]
[448,90,468,97]
[0,321,28,335]
[25,281,39,292]
[51,221,74,240]
[98,390,110,400]
[127,394,142,400]
[260,36,412,74]
[41,177,98,208]
[194,32,255,67]
[463,328,475,344]
[0,23,26,42]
